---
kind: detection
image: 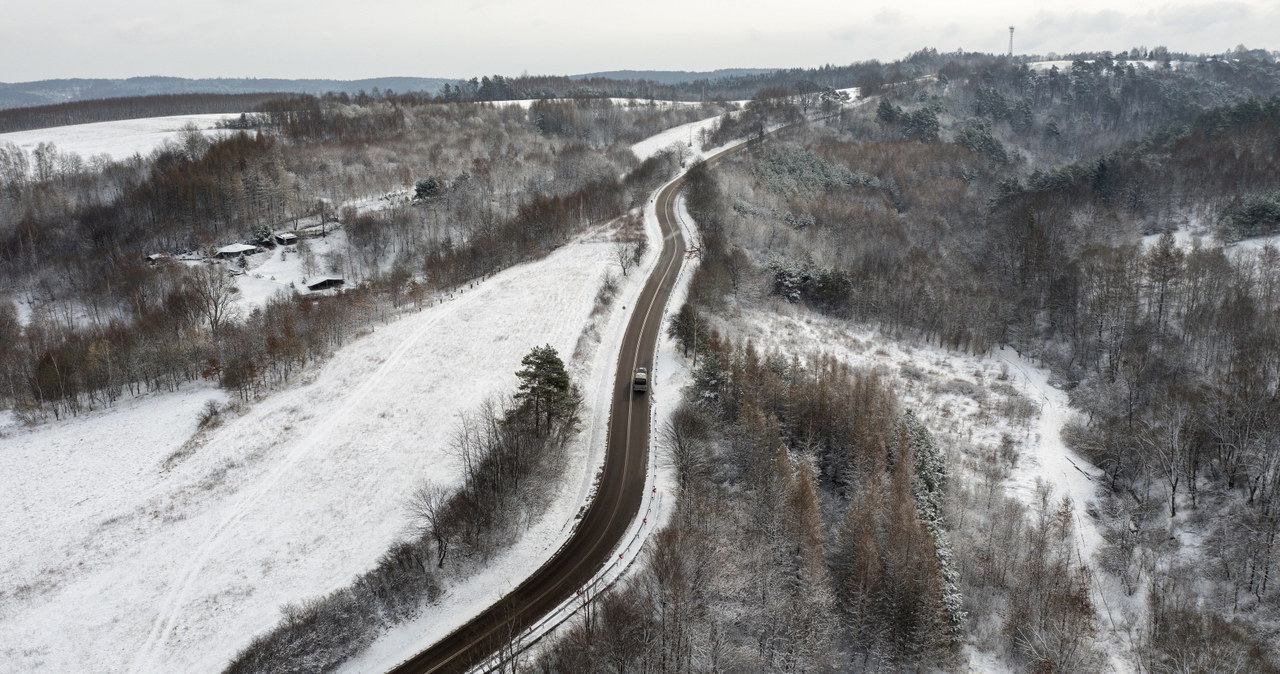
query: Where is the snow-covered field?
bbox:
[0,109,733,673]
[0,225,639,673]
[0,113,242,163]
[1140,223,1280,259]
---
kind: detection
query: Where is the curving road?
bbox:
[389,141,748,674]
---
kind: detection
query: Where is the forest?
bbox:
[530,48,1280,672]
[0,94,715,420]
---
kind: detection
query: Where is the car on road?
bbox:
[632,367,649,393]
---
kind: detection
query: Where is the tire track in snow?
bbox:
[130,286,489,673]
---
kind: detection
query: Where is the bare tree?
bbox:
[615,241,637,276]
[186,263,240,336]
[1139,396,1193,518]
[660,403,711,491]
[407,481,453,568]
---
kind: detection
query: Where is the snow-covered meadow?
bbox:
[0,113,243,164]
[0,220,647,673]
[0,107,732,673]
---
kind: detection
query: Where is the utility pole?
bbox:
[1008,26,1015,58]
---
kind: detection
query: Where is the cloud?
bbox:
[1,0,1276,81]
[1024,2,1278,54]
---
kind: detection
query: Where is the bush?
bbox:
[1221,192,1280,241]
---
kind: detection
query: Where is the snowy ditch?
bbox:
[462,190,703,674]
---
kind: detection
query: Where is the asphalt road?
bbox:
[388,142,745,674]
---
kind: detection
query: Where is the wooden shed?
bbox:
[215,243,259,259]
[306,276,345,291]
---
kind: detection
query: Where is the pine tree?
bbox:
[876,97,901,124]
[512,344,577,436]
[832,475,889,663]
[900,411,966,646]
[1144,230,1183,331]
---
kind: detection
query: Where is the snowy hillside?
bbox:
[0,226,639,673]
[0,106,731,673]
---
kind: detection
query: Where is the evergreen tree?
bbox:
[903,107,940,141]
[512,344,578,436]
[876,97,901,125]
[414,176,443,201]
[780,461,835,669]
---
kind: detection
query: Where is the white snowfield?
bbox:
[0,113,243,163]
[0,226,642,673]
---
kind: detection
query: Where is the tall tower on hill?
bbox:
[1009,26,1015,58]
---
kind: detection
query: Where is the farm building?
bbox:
[306,277,345,291]
[215,243,259,259]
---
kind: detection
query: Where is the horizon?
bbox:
[2,43,1276,88]
[2,0,1278,82]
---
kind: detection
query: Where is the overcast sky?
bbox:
[2,0,1276,82]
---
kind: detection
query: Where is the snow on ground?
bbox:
[1027,59,1190,72]
[491,96,705,111]
[0,226,637,674]
[1139,224,1280,261]
[714,303,1114,671]
[992,348,1105,558]
[1224,232,1280,256]
[226,230,352,309]
[0,111,863,673]
[0,113,243,164]
[1140,227,1206,251]
[338,170,697,674]
[629,89,861,164]
[630,115,724,163]
[471,191,702,674]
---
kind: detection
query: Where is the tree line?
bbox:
[0,93,288,133]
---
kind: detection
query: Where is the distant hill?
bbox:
[568,69,776,85]
[0,76,454,110]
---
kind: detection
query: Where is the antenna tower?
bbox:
[1008,26,1015,58]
